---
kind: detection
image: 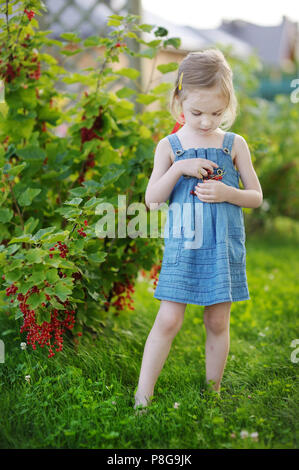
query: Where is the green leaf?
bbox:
[53,283,73,302]
[16,146,46,161]
[115,68,140,80]
[87,289,99,301]
[109,14,124,20]
[9,235,33,245]
[49,296,66,310]
[30,264,46,284]
[136,94,158,105]
[107,19,121,26]
[58,260,82,273]
[83,36,104,47]
[38,107,61,125]
[99,168,125,186]
[27,292,46,310]
[60,48,84,56]
[0,208,13,223]
[42,231,69,243]
[36,308,51,325]
[6,162,27,177]
[32,227,56,241]
[157,62,179,74]
[46,269,59,284]
[83,197,105,209]
[15,310,23,320]
[64,198,83,207]
[6,259,23,271]
[87,252,107,263]
[148,39,162,47]
[112,100,134,120]
[138,24,154,33]
[154,27,168,37]
[60,32,81,43]
[55,207,82,219]
[69,187,90,198]
[140,47,158,59]
[163,37,181,49]
[24,217,39,235]
[18,188,41,207]
[70,239,85,253]
[4,269,22,283]
[25,248,47,264]
[152,82,173,94]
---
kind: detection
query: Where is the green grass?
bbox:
[0,231,298,449]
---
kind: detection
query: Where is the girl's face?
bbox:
[180,88,228,136]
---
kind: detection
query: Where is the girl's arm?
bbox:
[145,138,183,209]
[225,135,263,208]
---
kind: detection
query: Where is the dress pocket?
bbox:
[162,210,183,266]
[227,226,246,264]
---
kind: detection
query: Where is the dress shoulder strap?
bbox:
[167,133,185,160]
[222,132,236,155]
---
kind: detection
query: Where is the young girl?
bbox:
[134,49,263,412]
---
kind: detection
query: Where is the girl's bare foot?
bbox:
[134,393,152,415]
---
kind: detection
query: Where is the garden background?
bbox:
[0,0,298,450]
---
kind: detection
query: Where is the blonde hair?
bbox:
[170,48,239,130]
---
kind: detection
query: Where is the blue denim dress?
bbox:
[153,131,250,306]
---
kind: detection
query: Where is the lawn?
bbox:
[0,230,298,449]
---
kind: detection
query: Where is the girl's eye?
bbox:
[191,112,222,116]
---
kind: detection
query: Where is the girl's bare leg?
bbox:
[134,300,186,408]
[203,301,231,393]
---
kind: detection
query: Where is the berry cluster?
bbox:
[21,33,31,48]
[115,42,127,48]
[149,260,162,288]
[24,9,35,21]
[6,282,76,358]
[77,220,88,237]
[106,278,135,313]
[78,107,104,184]
[0,47,40,84]
[80,108,104,143]
[71,272,82,281]
[28,55,41,80]
[6,283,18,297]
[49,241,69,259]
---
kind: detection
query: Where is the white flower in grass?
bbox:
[173,402,180,409]
[111,401,116,405]
[250,431,259,441]
[258,332,266,337]
[20,342,27,350]
[264,285,269,291]
[268,273,274,280]
[25,375,31,383]
[240,430,249,439]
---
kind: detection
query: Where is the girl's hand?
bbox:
[179,158,219,179]
[194,179,229,203]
